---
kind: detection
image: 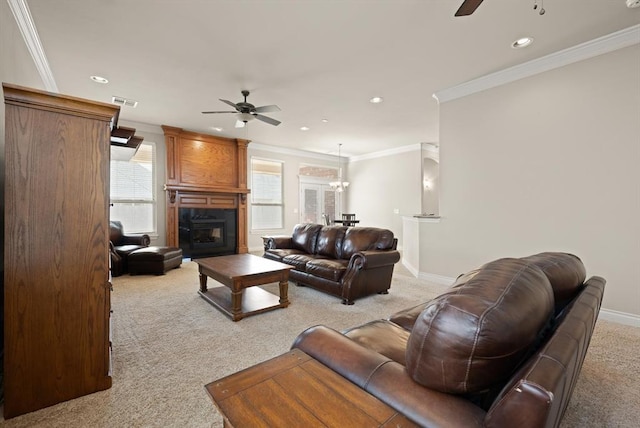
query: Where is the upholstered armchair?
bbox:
[109,220,151,276]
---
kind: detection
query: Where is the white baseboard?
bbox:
[417,272,456,287]
[401,260,420,278]
[598,308,640,327]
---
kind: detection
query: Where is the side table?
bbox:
[205,348,418,427]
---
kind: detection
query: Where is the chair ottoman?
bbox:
[128,246,183,275]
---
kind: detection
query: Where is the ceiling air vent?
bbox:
[111,96,138,108]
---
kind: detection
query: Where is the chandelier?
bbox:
[329,143,349,192]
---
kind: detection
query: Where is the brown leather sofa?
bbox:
[263,223,401,304]
[292,252,605,427]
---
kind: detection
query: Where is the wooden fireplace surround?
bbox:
[162,125,249,254]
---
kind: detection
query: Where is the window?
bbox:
[110,142,156,234]
[251,158,283,230]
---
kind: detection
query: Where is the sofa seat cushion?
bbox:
[344,320,410,365]
[305,258,348,282]
[405,258,554,395]
[282,254,321,271]
[265,248,305,262]
[114,244,145,257]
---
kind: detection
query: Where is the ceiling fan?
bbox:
[202,90,281,128]
[455,0,484,16]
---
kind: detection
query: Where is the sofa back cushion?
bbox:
[521,252,586,312]
[405,258,554,395]
[110,221,124,244]
[341,227,396,259]
[316,226,348,258]
[291,223,323,254]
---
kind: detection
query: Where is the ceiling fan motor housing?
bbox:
[236,102,255,113]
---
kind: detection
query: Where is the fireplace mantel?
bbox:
[162,125,250,254]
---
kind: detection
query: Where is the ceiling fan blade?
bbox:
[254,114,281,126]
[219,98,239,109]
[455,0,484,16]
[253,104,281,113]
[202,110,236,114]
[235,120,246,128]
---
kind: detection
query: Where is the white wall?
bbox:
[247,145,341,252]
[1,0,48,272]
[348,147,422,248]
[421,44,640,317]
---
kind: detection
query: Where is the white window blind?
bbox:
[110,142,156,234]
[251,158,283,230]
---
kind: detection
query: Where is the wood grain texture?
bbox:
[161,126,250,252]
[3,84,116,418]
[204,349,419,427]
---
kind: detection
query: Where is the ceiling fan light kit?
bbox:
[236,112,254,122]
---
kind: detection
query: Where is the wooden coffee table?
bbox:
[205,348,418,427]
[195,254,293,321]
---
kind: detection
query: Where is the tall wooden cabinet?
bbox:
[3,84,118,418]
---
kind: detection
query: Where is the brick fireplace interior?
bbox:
[162,126,249,258]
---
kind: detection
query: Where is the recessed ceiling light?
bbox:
[321,119,329,123]
[211,127,223,132]
[369,96,383,104]
[626,0,640,9]
[300,126,310,131]
[512,37,533,49]
[90,75,109,84]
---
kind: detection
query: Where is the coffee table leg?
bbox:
[231,289,243,320]
[279,279,290,307]
[199,273,208,293]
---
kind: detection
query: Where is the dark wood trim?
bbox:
[162,126,250,253]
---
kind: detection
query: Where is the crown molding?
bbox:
[8,0,58,92]
[249,142,339,162]
[118,120,164,135]
[349,143,421,163]
[434,24,640,104]
[250,142,424,163]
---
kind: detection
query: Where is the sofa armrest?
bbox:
[292,325,392,388]
[263,235,293,250]
[292,325,485,427]
[353,250,401,269]
[120,234,150,246]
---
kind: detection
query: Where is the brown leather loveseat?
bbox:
[292,252,605,427]
[263,223,401,304]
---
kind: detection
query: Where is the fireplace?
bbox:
[179,208,237,258]
[162,126,250,255]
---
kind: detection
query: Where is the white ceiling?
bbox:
[14,0,640,156]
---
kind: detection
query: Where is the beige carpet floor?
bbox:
[1,260,638,427]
